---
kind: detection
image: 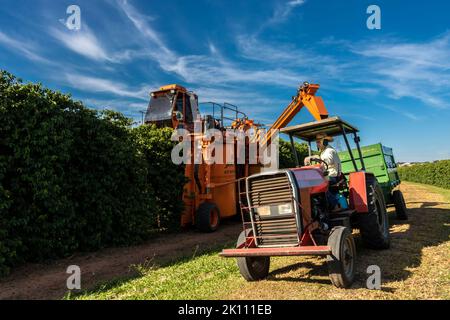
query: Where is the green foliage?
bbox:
[99,109,134,128]
[398,160,450,189]
[0,70,185,276]
[278,139,309,169]
[132,125,186,231]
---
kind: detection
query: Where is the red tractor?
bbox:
[220,116,391,288]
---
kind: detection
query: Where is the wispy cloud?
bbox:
[117,0,172,57]
[336,112,375,121]
[65,73,151,100]
[168,52,307,87]
[192,85,292,125]
[0,31,51,64]
[237,34,313,64]
[235,34,344,81]
[116,0,177,69]
[37,0,450,121]
[116,0,307,88]
[50,25,121,63]
[195,85,284,106]
[348,33,450,109]
[233,30,450,112]
[269,0,306,25]
[352,35,450,69]
[249,0,307,35]
[382,105,423,121]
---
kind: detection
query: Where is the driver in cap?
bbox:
[305,133,343,209]
[305,133,342,179]
[315,133,341,179]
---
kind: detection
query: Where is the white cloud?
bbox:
[0,31,51,64]
[237,35,309,63]
[195,86,284,106]
[116,0,176,66]
[353,34,450,69]
[65,73,150,100]
[382,105,422,121]
[208,42,218,55]
[50,26,118,62]
[267,0,306,25]
[53,0,450,118]
[116,0,307,88]
[167,53,306,87]
[348,34,450,109]
[235,34,341,80]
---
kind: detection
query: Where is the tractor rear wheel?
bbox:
[359,179,390,249]
[393,190,408,220]
[236,231,270,281]
[327,226,356,288]
[195,202,220,232]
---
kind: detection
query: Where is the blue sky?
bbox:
[1,0,449,162]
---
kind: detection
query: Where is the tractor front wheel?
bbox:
[327,226,356,288]
[393,190,408,220]
[236,231,270,281]
[195,202,220,232]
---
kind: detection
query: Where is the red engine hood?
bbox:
[290,166,328,194]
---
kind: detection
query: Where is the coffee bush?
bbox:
[398,160,450,189]
[0,71,184,276]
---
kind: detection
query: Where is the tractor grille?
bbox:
[249,174,293,206]
[247,173,300,247]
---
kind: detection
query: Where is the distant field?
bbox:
[70,182,450,300]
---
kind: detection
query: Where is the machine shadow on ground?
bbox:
[266,205,450,290]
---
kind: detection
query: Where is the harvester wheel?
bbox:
[393,190,408,220]
[195,202,220,232]
[327,226,356,288]
[236,231,270,281]
[359,179,390,249]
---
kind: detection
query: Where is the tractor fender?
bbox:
[348,172,376,213]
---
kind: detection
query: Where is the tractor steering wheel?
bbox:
[310,157,329,171]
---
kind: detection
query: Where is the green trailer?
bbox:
[339,143,408,220]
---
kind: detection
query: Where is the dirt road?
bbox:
[0,220,241,299]
[1,182,449,300]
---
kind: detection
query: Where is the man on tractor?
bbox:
[305,133,344,210]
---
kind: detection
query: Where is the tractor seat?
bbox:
[329,173,347,191]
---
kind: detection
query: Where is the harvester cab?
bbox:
[145,84,200,131]
[145,84,252,133]
[221,87,394,289]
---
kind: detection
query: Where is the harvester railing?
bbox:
[199,102,247,128]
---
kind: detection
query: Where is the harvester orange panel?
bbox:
[261,84,329,146]
[157,84,187,92]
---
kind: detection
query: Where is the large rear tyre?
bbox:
[236,231,270,281]
[327,226,356,288]
[359,179,390,249]
[195,202,220,232]
[393,190,408,220]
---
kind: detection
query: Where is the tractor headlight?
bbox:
[256,203,293,216]
[257,206,271,216]
[278,203,292,214]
